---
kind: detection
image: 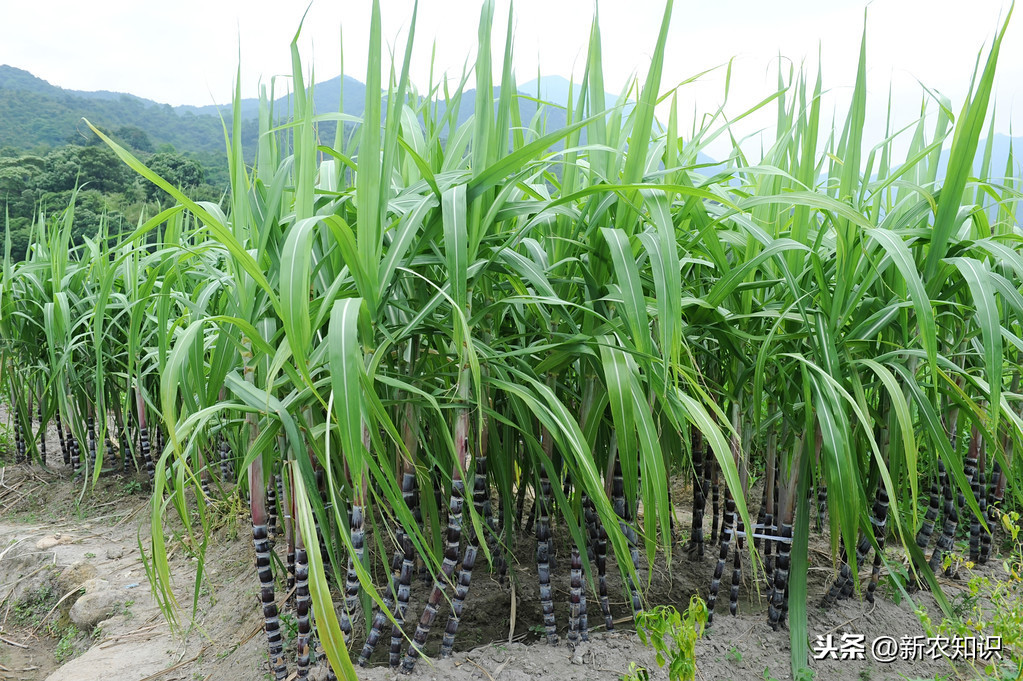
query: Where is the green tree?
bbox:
[143,152,204,201]
[35,145,129,194]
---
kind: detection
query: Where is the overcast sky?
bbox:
[2,0,1019,157]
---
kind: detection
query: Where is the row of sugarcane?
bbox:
[2,1,1023,679]
[2,381,161,481]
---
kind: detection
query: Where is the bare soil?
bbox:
[0,405,1020,681]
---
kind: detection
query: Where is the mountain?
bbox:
[174,74,369,122]
[0,65,256,154]
[15,65,1019,181]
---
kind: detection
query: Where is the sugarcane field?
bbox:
[1,1,1023,680]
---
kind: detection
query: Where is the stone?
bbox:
[69,581,121,629]
[59,561,98,590]
[35,534,73,550]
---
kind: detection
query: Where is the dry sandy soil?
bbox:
[0,406,1020,681]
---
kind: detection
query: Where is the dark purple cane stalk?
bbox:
[768,434,804,631]
[361,407,414,667]
[388,467,419,666]
[111,400,130,474]
[386,402,422,667]
[977,443,990,564]
[360,543,401,666]
[916,474,941,552]
[70,427,81,475]
[200,466,211,500]
[401,379,472,672]
[815,480,827,532]
[283,468,295,599]
[611,456,642,617]
[401,477,464,671]
[339,497,366,643]
[710,464,720,543]
[866,483,889,603]
[707,491,734,625]
[584,494,613,630]
[729,505,743,616]
[763,432,779,588]
[293,484,312,679]
[86,407,97,471]
[536,431,558,644]
[218,433,233,482]
[767,522,792,630]
[687,428,707,559]
[965,427,982,563]
[567,544,588,643]
[15,408,25,464]
[441,412,491,657]
[242,339,287,681]
[822,544,852,606]
[266,479,279,540]
[135,388,155,482]
[56,412,69,466]
[929,458,958,575]
[154,425,165,460]
[36,398,46,465]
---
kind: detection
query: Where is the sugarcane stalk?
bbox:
[763,427,778,587]
[388,467,419,666]
[401,372,472,671]
[768,521,793,629]
[929,458,958,575]
[292,472,311,679]
[387,401,422,667]
[219,432,233,482]
[822,544,852,606]
[56,411,69,466]
[86,405,97,471]
[914,473,941,561]
[536,430,558,645]
[242,337,287,681]
[866,483,889,603]
[442,408,490,657]
[707,490,734,625]
[710,464,720,544]
[15,406,25,464]
[266,471,279,540]
[768,435,803,631]
[583,491,613,631]
[402,468,464,670]
[729,504,743,617]
[154,425,165,461]
[966,426,982,563]
[69,426,81,475]
[111,398,131,474]
[558,470,586,644]
[218,390,234,483]
[36,394,47,465]
[135,388,155,482]
[280,446,295,600]
[687,427,707,559]
[339,475,366,642]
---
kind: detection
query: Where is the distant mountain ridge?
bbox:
[1,65,1017,180]
[0,67,622,159]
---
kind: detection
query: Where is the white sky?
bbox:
[1,0,1019,159]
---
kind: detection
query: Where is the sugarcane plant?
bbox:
[2,2,1023,681]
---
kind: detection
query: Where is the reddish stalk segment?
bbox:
[135,388,155,482]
